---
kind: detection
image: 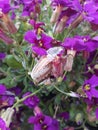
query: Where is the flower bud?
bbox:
[75,113,83,125]
[54,16,69,34]
[1,107,14,127]
[94,64,98,70]
[64,50,76,72]
[70,13,83,29]
[50,6,63,23]
[1,13,17,33]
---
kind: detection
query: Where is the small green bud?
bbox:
[57,77,62,83]
[75,113,83,125]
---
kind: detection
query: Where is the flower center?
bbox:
[38,28,42,35]
[39,119,43,124]
[83,38,87,42]
[42,124,48,130]
[39,41,43,47]
[84,84,90,91]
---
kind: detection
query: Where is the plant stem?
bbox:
[53,85,69,96]
[12,86,44,109]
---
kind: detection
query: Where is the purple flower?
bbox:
[0,53,6,60]
[22,0,42,5]
[54,8,77,33]
[62,37,86,51]
[59,112,70,120]
[0,118,7,130]
[63,35,98,52]
[24,30,53,56]
[50,0,81,28]
[0,84,6,95]
[0,84,15,107]
[83,75,98,100]
[24,30,37,43]
[83,1,98,24]
[28,113,59,130]
[81,35,98,52]
[23,92,40,108]
[51,0,63,6]
[1,95,15,106]
[51,0,69,7]
[0,0,11,13]
[62,36,85,72]
[8,86,22,96]
[20,0,42,17]
[29,20,45,34]
[51,0,98,30]
[84,97,98,107]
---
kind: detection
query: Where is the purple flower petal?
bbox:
[32,46,47,56]
[83,75,98,100]
[0,84,6,95]
[24,30,37,44]
[23,92,40,108]
[0,118,7,130]
[0,53,6,60]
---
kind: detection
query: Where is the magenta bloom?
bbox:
[83,75,98,100]
[0,84,6,95]
[63,35,98,52]
[83,1,98,24]
[0,53,6,60]
[0,118,7,130]
[79,35,98,52]
[29,20,45,32]
[1,95,15,106]
[0,84,15,107]
[62,37,86,51]
[59,112,69,120]
[0,0,11,13]
[28,113,59,130]
[24,30,53,56]
[23,92,40,108]
[19,0,42,16]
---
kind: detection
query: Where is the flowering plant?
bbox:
[0,0,98,130]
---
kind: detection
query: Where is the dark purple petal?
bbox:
[28,116,36,124]
[0,53,6,60]
[0,84,6,95]
[28,113,59,130]
[62,37,86,51]
[59,112,70,120]
[24,30,37,44]
[41,33,52,49]
[0,0,11,13]
[83,75,98,100]
[88,75,98,87]
[1,95,15,106]
[32,46,47,56]
[0,118,7,130]
[23,92,40,108]
[85,41,98,52]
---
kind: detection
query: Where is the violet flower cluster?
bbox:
[0,0,98,130]
[50,0,98,33]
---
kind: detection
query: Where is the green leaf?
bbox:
[5,55,22,68]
